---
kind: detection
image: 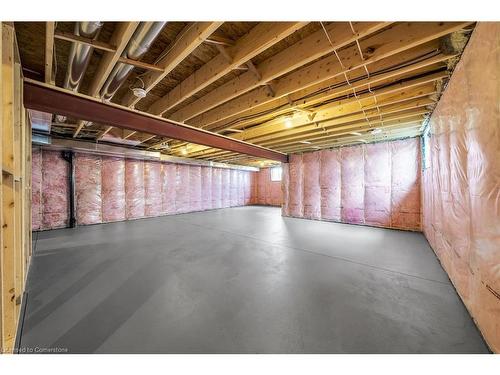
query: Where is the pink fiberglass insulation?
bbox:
[144,161,162,217]
[390,138,421,230]
[125,159,145,219]
[75,153,101,225]
[257,168,268,204]
[281,165,290,216]
[341,145,365,224]
[270,180,282,206]
[175,164,190,214]
[244,172,252,205]
[221,169,230,208]
[41,150,70,229]
[364,142,391,227]
[319,149,341,222]
[422,23,499,352]
[283,138,421,231]
[237,171,245,206]
[302,152,321,220]
[189,165,202,212]
[212,168,222,209]
[230,169,238,207]
[201,167,213,211]
[288,154,304,217]
[162,163,177,215]
[36,153,256,229]
[31,147,42,230]
[101,157,126,222]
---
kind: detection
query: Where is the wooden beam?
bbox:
[44,22,55,84]
[147,22,308,116]
[117,56,164,72]
[23,80,288,163]
[169,22,391,123]
[1,22,17,352]
[174,74,441,155]
[183,22,471,129]
[54,30,116,52]
[121,22,223,108]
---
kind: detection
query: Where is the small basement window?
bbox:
[270,166,282,182]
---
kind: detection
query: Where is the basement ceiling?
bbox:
[15,21,475,167]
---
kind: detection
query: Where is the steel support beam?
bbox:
[23,79,288,163]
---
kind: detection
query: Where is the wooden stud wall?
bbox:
[1,22,32,354]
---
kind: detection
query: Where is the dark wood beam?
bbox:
[23,79,288,163]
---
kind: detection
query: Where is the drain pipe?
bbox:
[62,150,77,228]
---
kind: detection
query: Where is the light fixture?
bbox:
[132,87,147,98]
[371,128,382,135]
[349,131,362,136]
[181,147,188,156]
[299,140,312,144]
[284,117,293,128]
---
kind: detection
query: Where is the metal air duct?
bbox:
[100,22,166,101]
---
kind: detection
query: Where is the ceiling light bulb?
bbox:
[181,147,188,155]
[371,128,382,135]
[284,117,293,128]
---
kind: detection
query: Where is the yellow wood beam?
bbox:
[44,22,55,84]
[170,22,391,123]
[147,22,309,116]
[184,22,470,129]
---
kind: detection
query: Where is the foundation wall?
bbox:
[422,22,499,352]
[282,137,421,231]
[32,150,258,230]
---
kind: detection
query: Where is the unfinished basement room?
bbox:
[0,2,499,364]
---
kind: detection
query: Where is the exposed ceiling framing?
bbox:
[15,21,474,167]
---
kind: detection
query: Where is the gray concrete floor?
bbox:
[20,206,489,353]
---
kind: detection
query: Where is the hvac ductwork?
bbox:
[100,22,166,101]
[64,22,104,92]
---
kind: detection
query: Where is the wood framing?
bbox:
[44,22,55,84]
[121,22,223,108]
[147,22,308,116]
[1,22,32,354]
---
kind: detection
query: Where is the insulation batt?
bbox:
[341,145,365,224]
[422,23,499,352]
[221,169,230,208]
[302,152,321,219]
[33,153,256,229]
[162,163,177,215]
[102,157,126,222]
[230,169,238,207]
[201,167,213,211]
[31,148,42,230]
[144,161,162,217]
[75,153,102,225]
[125,159,145,219]
[288,154,304,217]
[283,138,421,231]
[319,149,341,222]
[189,165,202,212]
[212,168,222,209]
[175,164,190,214]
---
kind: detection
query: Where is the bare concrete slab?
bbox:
[20,206,489,353]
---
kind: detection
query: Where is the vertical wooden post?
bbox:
[1,22,17,352]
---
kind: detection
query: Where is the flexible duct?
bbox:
[64,22,104,92]
[100,22,166,101]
